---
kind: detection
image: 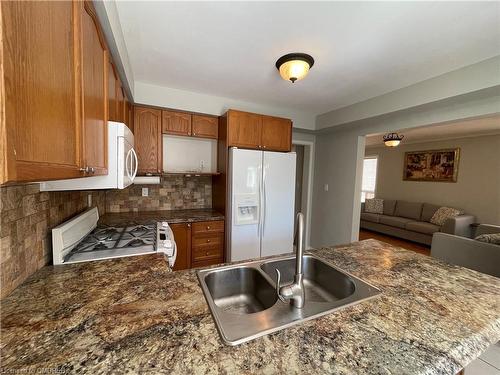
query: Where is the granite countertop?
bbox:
[99,209,224,226]
[1,239,499,374]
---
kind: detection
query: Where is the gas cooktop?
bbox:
[65,222,157,263]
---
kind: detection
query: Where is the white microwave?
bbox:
[40,122,137,191]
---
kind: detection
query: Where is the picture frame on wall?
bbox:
[403,148,460,182]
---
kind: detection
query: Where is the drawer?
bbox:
[192,245,223,262]
[192,233,223,248]
[192,220,224,236]
[191,257,223,269]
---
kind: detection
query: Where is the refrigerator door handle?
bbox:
[262,165,267,237]
[258,167,262,237]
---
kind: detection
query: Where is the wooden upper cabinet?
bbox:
[80,1,107,175]
[227,110,262,149]
[192,115,218,139]
[261,116,292,152]
[107,61,118,122]
[116,84,125,123]
[226,110,292,152]
[1,1,82,183]
[134,106,162,175]
[126,100,134,133]
[162,110,192,136]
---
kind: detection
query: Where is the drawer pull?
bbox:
[207,239,211,243]
[207,226,211,230]
[205,252,209,256]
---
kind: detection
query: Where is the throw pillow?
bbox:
[475,233,500,245]
[430,207,462,226]
[365,198,383,214]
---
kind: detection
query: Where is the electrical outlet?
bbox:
[87,194,92,207]
[324,184,329,192]
[142,188,149,197]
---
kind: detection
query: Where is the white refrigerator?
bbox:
[228,148,296,262]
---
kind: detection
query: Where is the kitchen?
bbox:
[1,1,499,374]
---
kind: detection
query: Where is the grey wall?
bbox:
[367,135,500,224]
[310,87,500,248]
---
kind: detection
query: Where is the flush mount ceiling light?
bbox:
[383,132,404,147]
[275,53,315,83]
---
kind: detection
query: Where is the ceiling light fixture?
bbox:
[383,132,404,147]
[276,53,314,83]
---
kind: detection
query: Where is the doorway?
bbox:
[292,140,315,249]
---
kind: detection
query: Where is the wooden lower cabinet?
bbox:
[170,220,224,271]
[170,223,191,271]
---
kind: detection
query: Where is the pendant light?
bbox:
[276,53,315,83]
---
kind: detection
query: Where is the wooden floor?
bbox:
[359,229,431,256]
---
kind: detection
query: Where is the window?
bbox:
[361,156,378,202]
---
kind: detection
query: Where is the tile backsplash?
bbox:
[105,176,212,213]
[0,184,105,298]
[0,175,213,298]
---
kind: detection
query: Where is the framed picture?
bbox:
[403,148,460,182]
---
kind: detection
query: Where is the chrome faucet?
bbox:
[275,212,305,308]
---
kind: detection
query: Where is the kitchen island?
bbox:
[1,239,499,374]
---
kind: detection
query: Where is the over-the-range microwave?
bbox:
[40,122,137,191]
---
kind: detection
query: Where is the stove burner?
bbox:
[94,241,111,250]
[94,228,121,241]
[127,226,151,237]
[122,238,146,248]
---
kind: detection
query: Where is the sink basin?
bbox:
[261,256,355,303]
[204,267,277,314]
[197,254,380,345]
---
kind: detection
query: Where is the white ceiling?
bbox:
[116,1,500,115]
[365,116,500,146]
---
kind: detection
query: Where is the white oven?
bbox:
[40,122,137,191]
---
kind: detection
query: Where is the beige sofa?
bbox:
[360,200,475,246]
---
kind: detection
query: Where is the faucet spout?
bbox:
[275,212,306,308]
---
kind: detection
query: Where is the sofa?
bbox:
[360,200,475,246]
[431,224,500,277]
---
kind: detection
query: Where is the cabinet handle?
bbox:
[187,223,191,227]
[206,226,210,230]
[207,239,211,243]
[79,167,87,173]
[89,167,95,174]
[263,146,267,149]
[205,252,209,256]
[193,132,196,136]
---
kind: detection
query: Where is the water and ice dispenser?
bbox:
[234,194,259,225]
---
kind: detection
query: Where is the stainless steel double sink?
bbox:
[197,254,381,345]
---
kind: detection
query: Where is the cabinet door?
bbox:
[80,1,108,176]
[162,110,192,136]
[261,116,292,152]
[116,83,125,123]
[227,110,262,149]
[192,115,218,139]
[127,101,134,133]
[170,223,191,271]
[134,106,162,174]
[1,1,83,182]
[108,61,118,121]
